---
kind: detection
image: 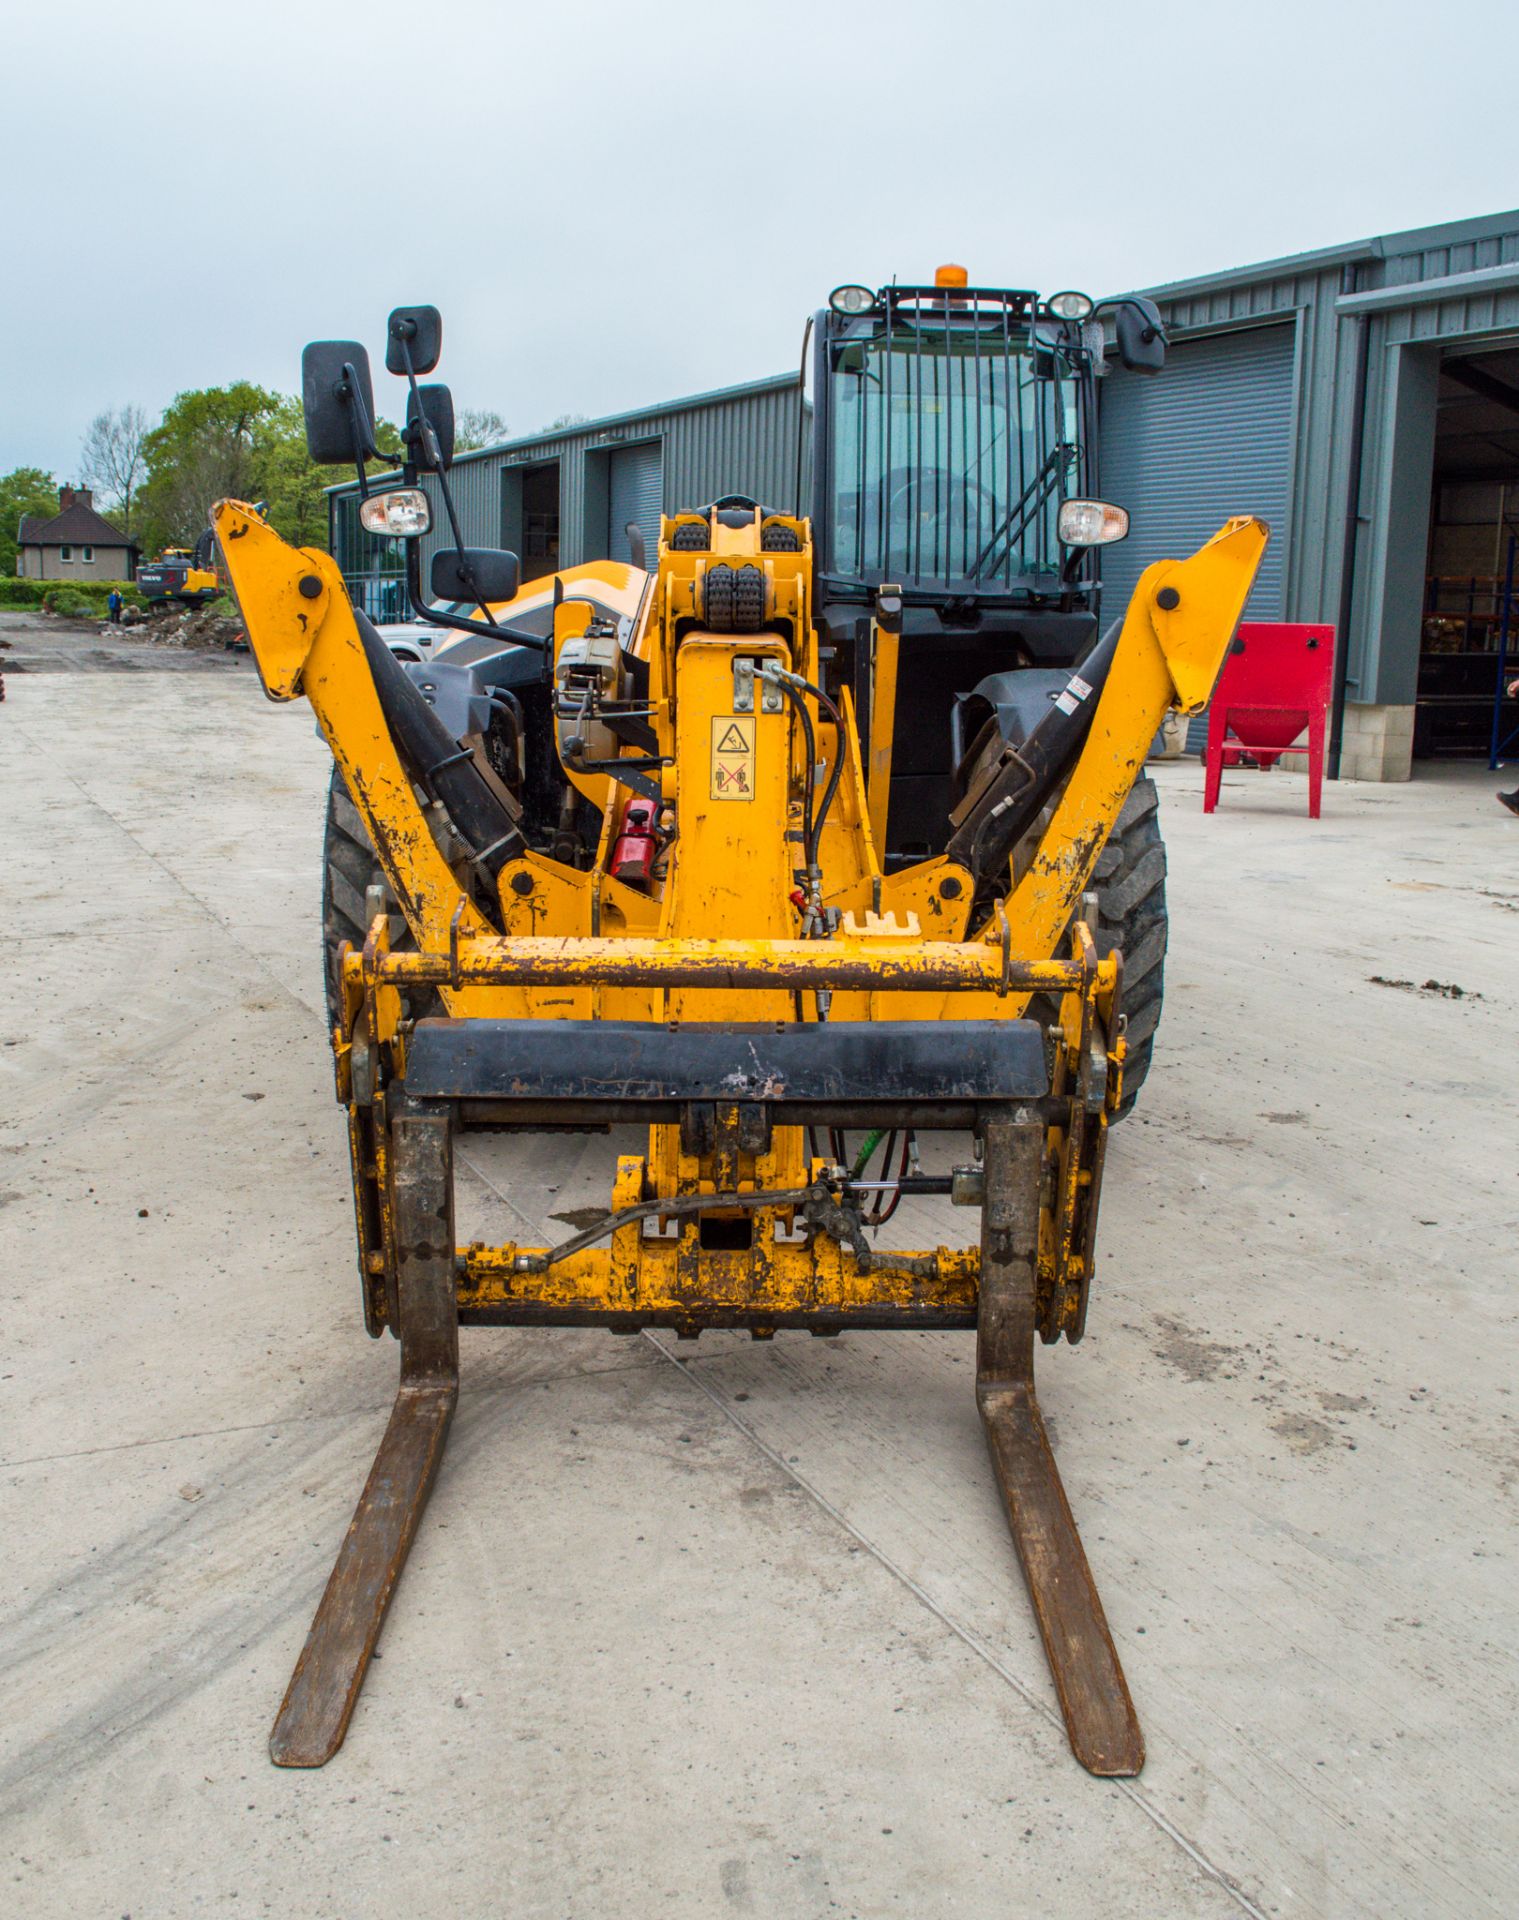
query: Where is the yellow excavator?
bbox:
[137,530,222,609]
[216,279,1265,1777]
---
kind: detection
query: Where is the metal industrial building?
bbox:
[1099,206,1519,779]
[333,207,1519,780]
[332,372,804,619]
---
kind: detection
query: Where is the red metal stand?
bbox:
[1203,622,1336,819]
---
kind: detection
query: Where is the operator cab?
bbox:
[808,267,1163,866]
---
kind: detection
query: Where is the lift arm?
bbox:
[1005,515,1268,966]
[211,498,483,953]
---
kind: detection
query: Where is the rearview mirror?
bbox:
[406,383,455,472]
[301,340,378,463]
[432,547,520,605]
[386,305,443,377]
[1114,297,1167,374]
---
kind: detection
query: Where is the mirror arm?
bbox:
[390,328,495,626]
[394,331,445,474]
[402,538,546,653]
[340,360,383,498]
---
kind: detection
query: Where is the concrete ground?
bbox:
[2,625,1515,1920]
[0,605,241,677]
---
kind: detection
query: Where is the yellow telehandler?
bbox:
[215,277,1265,1777]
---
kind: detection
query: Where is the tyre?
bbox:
[321,765,424,1027]
[1091,774,1168,1118]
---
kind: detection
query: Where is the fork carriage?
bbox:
[215,481,1264,1775]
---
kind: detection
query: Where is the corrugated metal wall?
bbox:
[1101,324,1298,619]
[1137,210,1519,710]
[1101,324,1298,748]
[400,374,808,574]
[607,442,663,565]
[331,210,1519,718]
[333,374,808,591]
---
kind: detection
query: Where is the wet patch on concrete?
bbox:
[551,1206,609,1231]
[1271,1412,1344,1456]
[1152,1314,1240,1383]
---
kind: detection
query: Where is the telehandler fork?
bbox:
[215,462,1264,1777]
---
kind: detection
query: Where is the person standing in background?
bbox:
[1499,674,1519,814]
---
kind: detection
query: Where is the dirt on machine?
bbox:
[213,273,1266,1776]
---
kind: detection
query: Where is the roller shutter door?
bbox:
[608,441,663,567]
[1099,323,1297,748]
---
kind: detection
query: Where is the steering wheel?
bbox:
[886,469,999,526]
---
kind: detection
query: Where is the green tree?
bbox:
[136,383,401,558]
[137,383,278,555]
[0,467,61,576]
[255,396,335,551]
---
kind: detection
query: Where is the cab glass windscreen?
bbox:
[829,302,1081,589]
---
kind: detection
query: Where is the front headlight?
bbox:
[359,487,432,537]
[1058,499,1129,546]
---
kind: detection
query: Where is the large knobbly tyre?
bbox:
[1092,774,1168,1118]
[321,766,419,1027]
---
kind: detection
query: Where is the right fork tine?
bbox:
[977,1113,1144,1778]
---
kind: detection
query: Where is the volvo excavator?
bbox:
[214,271,1266,1776]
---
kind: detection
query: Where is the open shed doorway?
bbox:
[1417,344,1519,760]
[502,461,561,584]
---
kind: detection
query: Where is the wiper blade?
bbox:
[969,444,1073,582]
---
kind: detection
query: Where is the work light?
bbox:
[1058,499,1129,546]
[359,488,432,538]
[829,284,876,315]
[1047,290,1095,321]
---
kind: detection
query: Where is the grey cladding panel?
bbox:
[1099,322,1296,620]
[608,441,663,566]
[1099,323,1297,748]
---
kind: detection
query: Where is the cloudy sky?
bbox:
[7,0,1517,479]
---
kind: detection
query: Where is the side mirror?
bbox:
[407,383,455,472]
[1114,297,1167,374]
[386,305,443,377]
[432,547,520,606]
[302,340,378,463]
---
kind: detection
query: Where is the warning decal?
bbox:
[711,715,756,800]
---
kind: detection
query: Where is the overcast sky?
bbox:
[6,0,1517,480]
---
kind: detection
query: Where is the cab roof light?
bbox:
[934,263,969,289]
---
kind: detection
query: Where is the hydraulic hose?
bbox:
[945,617,1123,884]
[353,607,525,879]
[764,665,846,859]
[773,677,818,865]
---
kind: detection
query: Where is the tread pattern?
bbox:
[322,767,424,1026]
[1091,775,1168,1117]
[701,563,765,632]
